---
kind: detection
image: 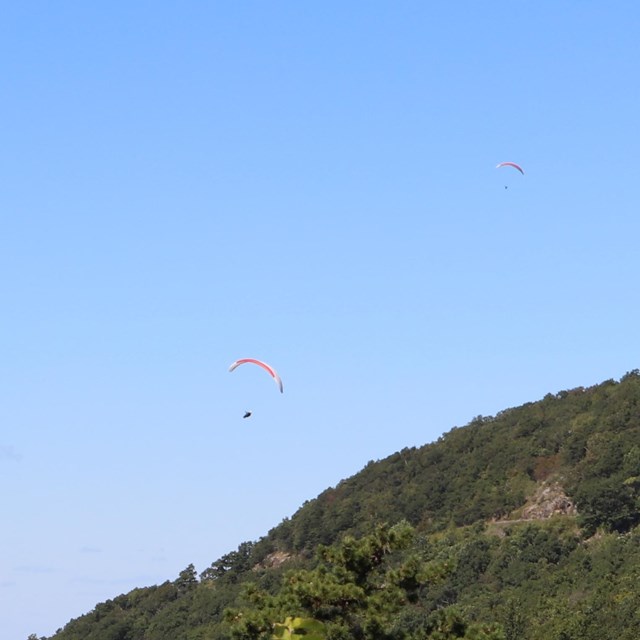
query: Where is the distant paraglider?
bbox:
[229,358,284,393]
[496,161,524,175]
[496,161,524,189]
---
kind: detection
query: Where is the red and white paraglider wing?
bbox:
[229,358,284,393]
[496,161,524,175]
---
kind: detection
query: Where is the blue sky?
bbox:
[2,3,639,637]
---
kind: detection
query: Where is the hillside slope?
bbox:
[256,370,640,557]
[45,371,640,640]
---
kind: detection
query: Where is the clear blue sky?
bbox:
[2,3,639,638]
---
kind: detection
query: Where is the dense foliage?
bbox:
[40,371,640,640]
[226,522,502,640]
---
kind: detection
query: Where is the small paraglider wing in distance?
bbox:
[496,161,524,175]
[228,358,284,393]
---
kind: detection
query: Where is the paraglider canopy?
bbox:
[229,358,284,393]
[496,161,524,175]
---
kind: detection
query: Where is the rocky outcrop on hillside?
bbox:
[489,480,577,534]
[521,480,577,520]
[256,550,292,570]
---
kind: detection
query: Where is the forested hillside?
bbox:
[41,371,640,640]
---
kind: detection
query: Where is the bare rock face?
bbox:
[489,480,578,535]
[256,550,292,570]
[521,481,577,520]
